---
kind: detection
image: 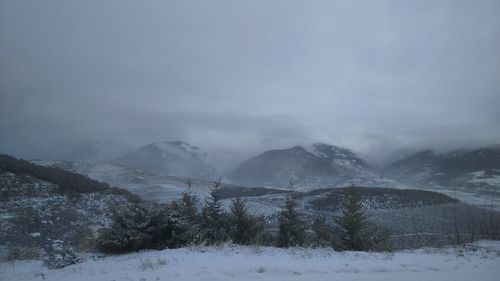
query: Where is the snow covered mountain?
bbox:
[383,146,500,190]
[112,141,217,179]
[15,155,500,254]
[228,143,389,188]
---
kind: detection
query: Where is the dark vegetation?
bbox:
[2,153,499,267]
[98,179,267,253]
[97,180,499,254]
[0,154,140,202]
[277,182,305,247]
[2,153,497,257]
[332,187,390,250]
[97,181,390,253]
[382,147,500,185]
[216,185,286,200]
[306,186,457,211]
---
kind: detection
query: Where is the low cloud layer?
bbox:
[1,0,499,164]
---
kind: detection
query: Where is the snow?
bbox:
[2,242,499,281]
[305,144,328,158]
[469,170,500,187]
[151,141,203,160]
[431,189,500,212]
[0,213,15,219]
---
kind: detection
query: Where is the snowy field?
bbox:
[428,189,500,212]
[2,241,500,281]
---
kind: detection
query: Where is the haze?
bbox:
[1,0,499,165]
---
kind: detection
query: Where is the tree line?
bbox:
[97,180,389,253]
[0,154,140,202]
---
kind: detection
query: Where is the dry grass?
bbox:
[139,256,168,271]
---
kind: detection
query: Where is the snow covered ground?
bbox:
[2,241,499,281]
[428,189,500,212]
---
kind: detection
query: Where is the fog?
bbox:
[1,0,499,165]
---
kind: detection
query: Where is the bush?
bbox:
[97,206,186,253]
[7,244,39,261]
[74,226,97,252]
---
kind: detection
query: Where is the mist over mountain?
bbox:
[51,140,133,164]
[11,135,499,192]
[1,1,500,279]
[26,138,500,191]
[112,140,217,179]
[228,143,386,187]
[1,1,500,164]
[383,146,500,189]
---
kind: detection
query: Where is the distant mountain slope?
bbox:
[228,143,388,187]
[0,154,140,267]
[383,146,500,189]
[31,160,273,204]
[0,154,140,201]
[113,141,216,179]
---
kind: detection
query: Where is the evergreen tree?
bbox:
[97,206,184,253]
[335,186,368,251]
[97,207,151,253]
[168,192,200,244]
[201,178,229,244]
[277,180,305,247]
[312,214,334,247]
[172,192,199,223]
[229,197,263,245]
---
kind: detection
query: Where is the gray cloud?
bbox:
[1,0,499,163]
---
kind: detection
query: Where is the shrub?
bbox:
[97,206,187,253]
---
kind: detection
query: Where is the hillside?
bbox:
[228,143,390,188]
[0,155,141,267]
[113,141,217,179]
[383,147,500,191]
[27,157,500,249]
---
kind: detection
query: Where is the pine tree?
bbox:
[335,186,368,251]
[177,192,199,223]
[277,180,305,247]
[98,206,184,252]
[201,178,229,244]
[168,192,200,244]
[229,197,263,245]
[97,207,151,253]
[312,214,333,247]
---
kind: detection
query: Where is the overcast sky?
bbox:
[1,0,499,164]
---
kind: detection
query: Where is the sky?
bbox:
[1,0,499,165]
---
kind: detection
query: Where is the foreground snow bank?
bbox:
[1,241,500,281]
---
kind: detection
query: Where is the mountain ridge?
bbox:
[227,143,385,187]
[112,140,217,179]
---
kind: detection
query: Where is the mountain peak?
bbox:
[113,140,215,178]
[229,143,378,187]
[308,143,355,158]
[146,140,202,158]
[383,146,500,186]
